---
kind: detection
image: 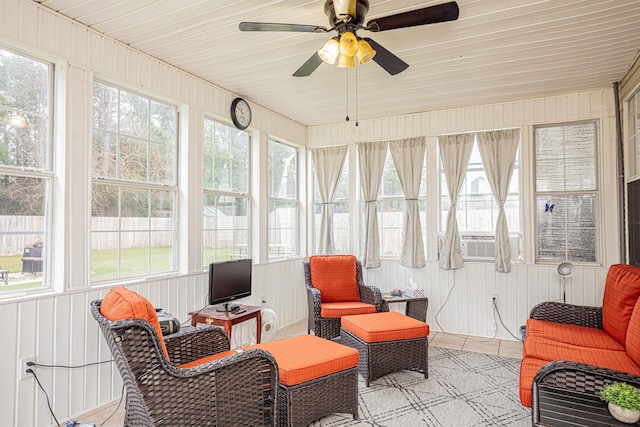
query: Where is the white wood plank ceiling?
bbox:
[32,0,640,126]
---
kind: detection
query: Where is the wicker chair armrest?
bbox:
[164,325,230,366]
[529,301,603,329]
[359,284,384,311]
[534,360,640,401]
[154,349,279,425]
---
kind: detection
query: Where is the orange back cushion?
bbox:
[100,287,169,360]
[602,264,640,345]
[626,297,640,366]
[309,255,360,303]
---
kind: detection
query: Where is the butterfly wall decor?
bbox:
[545,201,555,213]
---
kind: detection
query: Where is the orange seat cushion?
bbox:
[602,264,640,345]
[523,336,640,376]
[519,357,549,407]
[309,255,360,303]
[526,318,624,351]
[100,287,169,359]
[341,312,430,343]
[320,301,377,318]
[245,335,358,386]
[177,350,237,369]
[625,297,640,366]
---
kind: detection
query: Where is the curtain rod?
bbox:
[436,126,521,137]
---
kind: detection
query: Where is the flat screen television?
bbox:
[208,258,252,312]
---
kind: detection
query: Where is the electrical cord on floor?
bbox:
[98,383,125,426]
[492,297,523,341]
[434,270,456,334]
[28,368,61,427]
[27,359,116,426]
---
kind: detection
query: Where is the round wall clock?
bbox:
[230,97,252,130]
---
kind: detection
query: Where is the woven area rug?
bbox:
[311,346,531,427]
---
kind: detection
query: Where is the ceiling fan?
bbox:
[239,0,459,77]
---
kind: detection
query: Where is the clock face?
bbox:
[231,98,251,130]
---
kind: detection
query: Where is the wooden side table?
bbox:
[189,305,262,344]
[382,294,429,322]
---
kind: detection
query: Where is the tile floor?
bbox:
[74,320,523,426]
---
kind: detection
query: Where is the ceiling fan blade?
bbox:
[293,52,324,77]
[366,1,459,32]
[239,22,328,33]
[363,38,409,75]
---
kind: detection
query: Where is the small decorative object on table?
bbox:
[390,288,403,297]
[600,381,640,424]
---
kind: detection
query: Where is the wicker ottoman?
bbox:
[340,311,430,386]
[246,334,359,426]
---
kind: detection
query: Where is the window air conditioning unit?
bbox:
[439,234,522,262]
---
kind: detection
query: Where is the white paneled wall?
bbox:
[310,88,620,341]
[0,0,624,426]
[0,1,307,426]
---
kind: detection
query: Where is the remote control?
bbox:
[236,308,246,314]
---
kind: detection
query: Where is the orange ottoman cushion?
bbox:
[309,255,360,302]
[526,318,625,351]
[341,312,430,343]
[246,335,358,386]
[602,264,640,345]
[519,357,549,408]
[320,301,377,318]
[100,286,169,359]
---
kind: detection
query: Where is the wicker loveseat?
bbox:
[303,255,384,340]
[92,287,278,426]
[519,264,640,426]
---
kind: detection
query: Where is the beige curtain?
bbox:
[438,133,474,270]
[311,145,348,254]
[477,129,520,272]
[358,141,388,268]
[389,137,426,268]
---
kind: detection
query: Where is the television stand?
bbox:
[189,305,262,344]
[215,303,239,312]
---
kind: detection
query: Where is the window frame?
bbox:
[90,80,179,283]
[311,150,350,255]
[436,132,523,263]
[268,138,300,260]
[202,117,251,265]
[0,46,54,296]
[533,120,600,264]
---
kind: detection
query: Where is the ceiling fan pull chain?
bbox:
[355,65,359,126]
[345,68,350,122]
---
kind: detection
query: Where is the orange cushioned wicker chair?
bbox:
[91,287,278,426]
[520,264,640,426]
[303,255,384,340]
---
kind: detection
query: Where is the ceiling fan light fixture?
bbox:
[356,38,376,64]
[318,37,340,64]
[336,53,355,68]
[338,31,358,57]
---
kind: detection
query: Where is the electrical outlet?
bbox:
[491,294,499,308]
[19,355,35,380]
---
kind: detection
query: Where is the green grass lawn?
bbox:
[0,247,238,291]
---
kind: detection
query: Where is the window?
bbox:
[0,47,52,294]
[268,140,298,258]
[91,82,178,281]
[375,148,427,257]
[534,121,598,263]
[438,136,522,262]
[312,154,349,254]
[203,119,250,264]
